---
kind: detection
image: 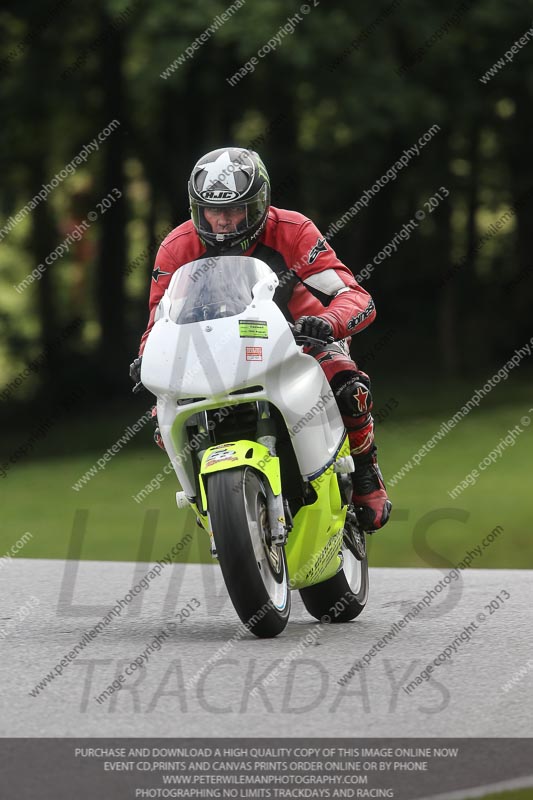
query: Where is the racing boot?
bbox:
[351,444,392,532]
[151,406,166,452]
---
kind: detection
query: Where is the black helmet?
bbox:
[188,147,270,251]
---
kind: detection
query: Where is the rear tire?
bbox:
[209,467,290,638]
[299,540,369,623]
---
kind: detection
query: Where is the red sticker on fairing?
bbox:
[246,346,263,361]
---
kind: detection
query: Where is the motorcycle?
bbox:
[141,255,369,638]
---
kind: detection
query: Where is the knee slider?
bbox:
[333,373,373,417]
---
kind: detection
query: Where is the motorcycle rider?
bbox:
[130,147,391,531]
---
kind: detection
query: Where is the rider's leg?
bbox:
[311,344,391,531]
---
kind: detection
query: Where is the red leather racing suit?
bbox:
[139,206,376,456]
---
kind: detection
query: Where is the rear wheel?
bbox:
[208,467,290,638]
[299,518,369,623]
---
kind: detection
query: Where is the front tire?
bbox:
[208,467,291,638]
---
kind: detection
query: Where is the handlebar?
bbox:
[288,322,335,347]
[293,334,335,347]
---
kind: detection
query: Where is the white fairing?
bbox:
[141,257,345,496]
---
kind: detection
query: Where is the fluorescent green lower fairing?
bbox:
[284,435,350,590]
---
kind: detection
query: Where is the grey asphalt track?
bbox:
[1,559,532,737]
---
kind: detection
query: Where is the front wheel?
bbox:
[299,528,369,623]
[208,467,291,638]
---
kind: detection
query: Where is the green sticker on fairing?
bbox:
[239,320,268,338]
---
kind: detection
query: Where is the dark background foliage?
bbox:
[1,0,532,400]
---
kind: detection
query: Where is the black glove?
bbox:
[293,315,334,342]
[129,356,144,394]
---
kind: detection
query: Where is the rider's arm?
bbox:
[289,219,376,339]
[138,243,179,355]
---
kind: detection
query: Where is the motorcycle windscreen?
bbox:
[167,256,274,325]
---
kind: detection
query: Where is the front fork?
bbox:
[191,401,291,554]
[255,401,290,546]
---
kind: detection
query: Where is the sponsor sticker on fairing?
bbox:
[205,447,238,467]
[246,346,263,361]
[239,320,268,338]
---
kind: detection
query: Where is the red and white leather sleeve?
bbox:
[139,244,179,355]
[290,219,376,339]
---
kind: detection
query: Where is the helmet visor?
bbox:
[190,184,268,244]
